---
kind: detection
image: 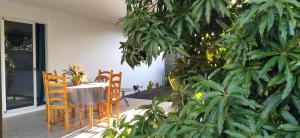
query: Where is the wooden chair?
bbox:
[94,70,112,116]
[48,70,58,82]
[109,72,122,120]
[43,72,70,132]
[95,69,112,82]
[44,70,58,121]
[44,71,77,122]
[98,71,122,125]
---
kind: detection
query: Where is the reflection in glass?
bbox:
[5,20,34,110]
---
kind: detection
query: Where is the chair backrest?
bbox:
[43,70,58,82]
[43,72,68,107]
[108,71,122,101]
[95,69,112,82]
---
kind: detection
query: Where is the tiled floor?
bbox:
[3,98,172,138]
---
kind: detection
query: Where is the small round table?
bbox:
[67,82,108,128]
[120,88,133,106]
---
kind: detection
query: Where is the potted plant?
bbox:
[64,64,87,86]
[133,85,143,96]
[71,76,81,86]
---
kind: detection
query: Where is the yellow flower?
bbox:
[194,92,204,101]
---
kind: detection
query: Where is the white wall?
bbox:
[0,0,165,90]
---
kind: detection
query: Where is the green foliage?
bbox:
[102,98,167,138]
[168,75,186,110]
[102,116,132,138]
[155,82,160,88]
[130,99,167,136]
[147,81,154,91]
[109,0,300,137]
[153,100,215,137]
[120,0,233,68]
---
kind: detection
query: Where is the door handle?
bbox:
[33,67,37,71]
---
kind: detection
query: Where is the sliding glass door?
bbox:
[1,19,36,112]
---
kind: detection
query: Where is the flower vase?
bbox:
[72,81,80,86]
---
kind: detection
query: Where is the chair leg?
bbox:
[110,104,113,116]
[116,101,120,121]
[56,109,61,124]
[45,105,48,122]
[79,105,82,128]
[89,105,93,128]
[47,108,52,132]
[98,103,102,119]
[59,110,65,125]
[71,107,76,118]
[106,103,110,128]
[56,109,64,124]
[64,108,70,132]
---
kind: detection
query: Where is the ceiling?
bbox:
[9,0,126,24]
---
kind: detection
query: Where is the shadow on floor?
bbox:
[3,98,153,138]
[125,86,172,100]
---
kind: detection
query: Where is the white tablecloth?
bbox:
[67,82,108,106]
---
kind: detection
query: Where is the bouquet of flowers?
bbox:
[64,64,87,85]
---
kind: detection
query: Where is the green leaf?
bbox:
[259,56,278,78]
[231,122,251,133]
[267,10,275,31]
[176,47,190,57]
[204,96,222,118]
[205,0,211,23]
[216,0,230,17]
[201,80,225,92]
[223,63,241,70]
[281,110,298,125]
[184,14,194,27]
[158,39,167,51]
[224,130,247,138]
[279,20,287,42]
[201,91,222,101]
[297,77,300,91]
[176,19,183,37]
[278,124,300,132]
[258,2,271,12]
[163,0,173,11]
[218,98,226,135]
[175,125,196,135]
[223,69,242,87]
[248,50,277,60]
[192,1,204,22]
[286,0,300,7]
[282,65,296,100]
[261,93,281,119]
[292,96,300,114]
[268,73,285,87]
[275,4,283,17]
[288,20,295,36]
[259,15,268,36]
[208,68,221,80]
[240,7,257,25]
[278,56,287,72]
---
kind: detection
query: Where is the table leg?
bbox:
[79,105,82,128]
[71,107,76,118]
[85,106,88,118]
[124,98,129,107]
[121,91,129,106]
[89,105,93,128]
